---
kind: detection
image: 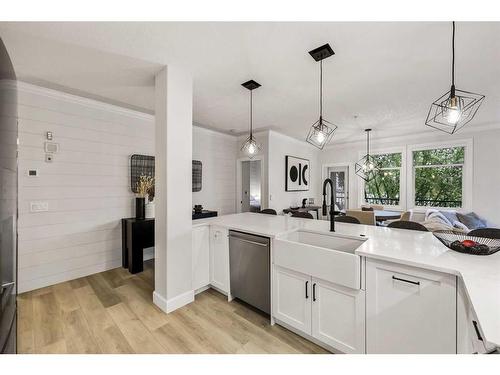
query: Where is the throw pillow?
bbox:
[440,210,459,226]
[457,212,487,230]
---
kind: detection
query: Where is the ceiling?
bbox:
[0,22,499,144]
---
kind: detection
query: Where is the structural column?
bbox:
[153,65,193,313]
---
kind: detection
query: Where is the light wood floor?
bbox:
[17,260,328,354]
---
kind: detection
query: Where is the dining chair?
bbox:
[468,228,500,239]
[400,211,412,221]
[370,204,385,211]
[387,220,429,232]
[291,211,314,219]
[385,210,412,226]
[334,215,361,224]
[259,209,277,215]
[346,210,376,225]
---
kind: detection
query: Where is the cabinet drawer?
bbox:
[366,259,456,354]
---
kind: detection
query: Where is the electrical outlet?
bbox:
[30,201,49,213]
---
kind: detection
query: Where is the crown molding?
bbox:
[323,122,500,150]
[193,122,238,139]
[15,80,155,122]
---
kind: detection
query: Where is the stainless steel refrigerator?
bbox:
[0,37,17,354]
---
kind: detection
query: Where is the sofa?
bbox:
[421,209,490,233]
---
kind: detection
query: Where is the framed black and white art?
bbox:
[285,156,310,192]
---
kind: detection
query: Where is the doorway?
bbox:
[237,159,262,213]
[327,165,349,211]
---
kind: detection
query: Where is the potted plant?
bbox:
[135,175,154,219]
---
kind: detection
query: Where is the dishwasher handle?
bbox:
[229,235,268,247]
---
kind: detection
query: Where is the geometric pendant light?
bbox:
[240,79,262,158]
[355,129,380,182]
[425,22,485,134]
[306,43,338,149]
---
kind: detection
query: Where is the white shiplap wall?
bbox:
[17,82,154,293]
[192,126,237,215]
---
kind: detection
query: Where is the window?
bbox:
[364,152,402,206]
[412,146,465,208]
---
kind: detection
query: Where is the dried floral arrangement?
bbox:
[136,175,155,199]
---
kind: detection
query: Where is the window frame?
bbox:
[359,146,406,211]
[407,139,473,212]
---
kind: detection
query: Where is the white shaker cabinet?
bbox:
[311,278,365,354]
[273,266,366,353]
[192,225,210,292]
[209,225,229,294]
[273,266,312,335]
[366,259,456,354]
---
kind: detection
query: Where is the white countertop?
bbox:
[194,212,500,346]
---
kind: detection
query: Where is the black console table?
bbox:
[121,217,154,274]
[121,211,216,274]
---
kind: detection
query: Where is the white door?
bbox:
[328,166,349,211]
[209,226,229,293]
[273,266,311,335]
[366,259,456,354]
[240,160,262,213]
[311,278,365,354]
[192,226,210,291]
[241,160,251,212]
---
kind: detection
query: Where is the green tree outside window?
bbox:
[413,147,464,208]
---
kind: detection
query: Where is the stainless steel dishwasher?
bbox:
[229,230,270,314]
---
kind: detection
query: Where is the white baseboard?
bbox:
[209,284,228,297]
[19,259,122,293]
[194,285,210,295]
[153,291,168,312]
[153,289,194,313]
[274,318,339,354]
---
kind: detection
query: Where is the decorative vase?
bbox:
[135,197,145,219]
[145,200,155,218]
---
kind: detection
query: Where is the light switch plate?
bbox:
[30,201,49,213]
[44,142,59,153]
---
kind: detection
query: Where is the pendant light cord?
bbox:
[452,21,455,87]
[366,130,370,156]
[319,60,323,119]
[250,90,253,138]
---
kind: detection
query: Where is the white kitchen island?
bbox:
[191,212,500,354]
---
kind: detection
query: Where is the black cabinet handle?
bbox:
[392,276,420,285]
[305,281,309,299]
[473,320,483,341]
[313,283,317,301]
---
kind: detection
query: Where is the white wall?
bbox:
[192,126,237,215]
[17,82,154,293]
[267,130,321,214]
[318,127,500,226]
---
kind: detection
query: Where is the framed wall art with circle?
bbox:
[285,155,310,192]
